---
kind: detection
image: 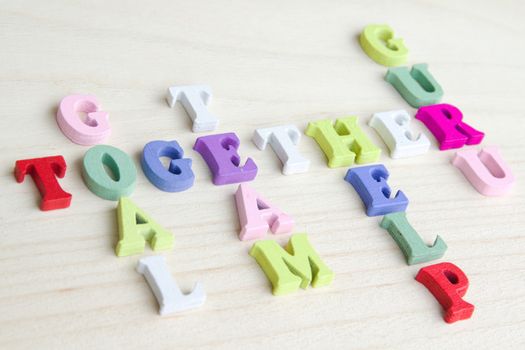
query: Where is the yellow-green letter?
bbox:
[359,24,408,67]
[115,197,174,257]
[306,116,381,168]
[249,233,334,295]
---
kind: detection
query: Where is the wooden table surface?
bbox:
[1,1,524,349]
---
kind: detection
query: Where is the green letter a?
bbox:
[115,197,174,257]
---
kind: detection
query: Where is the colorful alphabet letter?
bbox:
[385,63,443,108]
[56,94,111,145]
[369,109,430,158]
[306,117,381,168]
[253,125,310,175]
[452,146,515,196]
[141,140,194,192]
[416,262,474,323]
[82,145,137,201]
[235,183,294,241]
[249,234,334,295]
[137,256,206,315]
[380,212,447,265]
[415,103,484,150]
[344,164,408,216]
[115,197,174,257]
[167,85,218,132]
[14,155,72,211]
[359,24,409,67]
[193,132,257,185]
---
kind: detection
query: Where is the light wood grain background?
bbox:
[1,1,524,349]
